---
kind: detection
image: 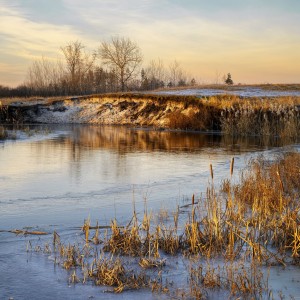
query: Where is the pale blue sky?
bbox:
[1,0,300,86]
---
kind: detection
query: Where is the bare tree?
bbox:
[61,41,96,94]
[26,57,65,95]
[27,57,50,91]
[146,58,166,82]
[214,70,222,85]
[99,36,143,91]
[168,60,188,87]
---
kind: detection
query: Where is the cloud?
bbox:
[0,4,93,85]
[1,0,300,85]
[0,6,83,58]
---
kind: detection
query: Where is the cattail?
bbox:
[230,157,234,177]
[210,163,213,180]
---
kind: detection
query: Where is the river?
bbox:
[0,124,299,299]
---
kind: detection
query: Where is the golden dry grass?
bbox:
[1,92,300,139]
[28,151,300,298]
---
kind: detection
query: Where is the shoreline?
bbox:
[0,92,300,139]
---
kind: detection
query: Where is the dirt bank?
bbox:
[0,94,222,131]
[1,92,300,137]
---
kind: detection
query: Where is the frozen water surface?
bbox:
[0,124,299,299]
[155,87,300,97]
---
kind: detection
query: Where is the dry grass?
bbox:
[0,126,8,139]
[167,109,216,131]
[220,101,300,138]
[166,95,300,136]
[2,92,300,138]
[28,151,300,298]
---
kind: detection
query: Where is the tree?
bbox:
[26,57,65,96]
[168,60,188,87]
[61,41,96,94]
[168,60,181,87]
[140,68,149,90]
[225,73,234,85]
[178,79,186,87]
[145,58,166,83]
[99,36,143,92]
[142,58,166,90]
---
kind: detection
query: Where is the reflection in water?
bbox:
[3,124,291,188]
[28,125,286,181]
[0,124,299,300]
[63,125,283,153]
[32,124,287,154]
[1,124,296,224]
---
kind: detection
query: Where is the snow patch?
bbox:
[155,87,300,98]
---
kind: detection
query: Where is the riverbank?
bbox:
[1,91,300,138]
[0,93,221,129]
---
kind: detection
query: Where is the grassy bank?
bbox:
[1,93,300,139]
[167,95,300,139]
[28,151,300,298]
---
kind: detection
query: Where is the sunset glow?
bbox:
[1,0,300,86]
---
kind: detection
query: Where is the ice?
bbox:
[154,87,300,97]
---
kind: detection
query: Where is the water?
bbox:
[0,125,299,299]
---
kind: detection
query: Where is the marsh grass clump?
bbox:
[90,256,149,293]
[28,151,300,297]
[38,230,152,293]
[58,243,84,270]
[223,260,269,298]
[186,259,269,299]
[0,126,8,140]
[165,95,300,136]
[222,152,300,264]
[168,108,217,131]
[221,102,300,138]
[103,215,142,256]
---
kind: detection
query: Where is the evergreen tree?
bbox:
[225,73,234,85]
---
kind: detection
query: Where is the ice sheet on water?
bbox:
[155,87,300,97]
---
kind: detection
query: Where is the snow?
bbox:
[154,87,300,97]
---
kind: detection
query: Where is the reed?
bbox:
[220,102,300,138]
[103,217,142,256]
[91,256,148,293]
[0,126,8,139]
[28,151,300,297]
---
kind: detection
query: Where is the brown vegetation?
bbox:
[29,151,300,298]
[220,100,300,138]
[3,93,299,139]
[0,126,8,139]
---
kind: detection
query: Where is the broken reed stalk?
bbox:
[210,163,214,180]
[230,157,234,177]
[0,229,48,235]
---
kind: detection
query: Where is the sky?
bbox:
[0,0,300,86]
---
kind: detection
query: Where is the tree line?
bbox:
[0,37,198,98]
